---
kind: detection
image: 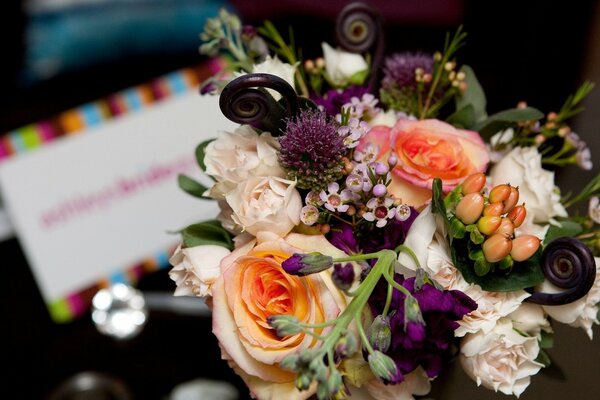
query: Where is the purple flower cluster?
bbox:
[328,208,418,256]
[369,274,477,383]
[381,52,433,90]
[311,86,370,117]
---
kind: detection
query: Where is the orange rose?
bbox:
[212,231,348,400]
[391,119,489,192]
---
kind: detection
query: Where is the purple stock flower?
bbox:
[281,253,333,276]
[312,86,370,116]
[369,274,477,382]
[332,263,355,291]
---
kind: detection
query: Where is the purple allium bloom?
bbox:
[312,86,370,117]
[381,52,434,90]
[369,275,477,382]
[279,109,346,190]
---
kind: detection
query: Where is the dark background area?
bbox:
[1,1,600,399]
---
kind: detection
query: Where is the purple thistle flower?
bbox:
[312,86,370,117]
[381,52,434,90]
[279,109,347,191]
[369,275,477,381]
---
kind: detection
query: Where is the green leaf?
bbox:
[476,107,544,140]
[446,104,476,129]
[177,174,211,199]
[452,238,545,291]
[540,330,554,349]
[347,69,369,86]
[466,224,484,245]
[543,220,583,245]
[456,65,487,124]
[536,349,552,367]
[181,220,233,250]
[195,139,214,172]
[431,178,447,216]
[449,217,466,239]
[474,258,491,276]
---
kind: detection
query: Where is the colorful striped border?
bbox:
[1,58,225,323]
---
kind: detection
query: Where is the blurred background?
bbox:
[1,0,599,399]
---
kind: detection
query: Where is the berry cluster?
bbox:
[448,173,541,275]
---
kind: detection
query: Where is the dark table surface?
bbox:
[3,1,600,399]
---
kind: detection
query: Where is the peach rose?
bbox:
[212,231,349,400]
[391,119,489,193]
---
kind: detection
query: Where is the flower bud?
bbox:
[295,372,312,391]
[332,263,355,291]
[280,354,301,372]
[326,370,343,395]
[489,184,511,203]
[496,217,515,236]
[267,315,302,337]
[482,233,513,263]
[282,252,333,276]
[507,205,527,228]
[335,332,358,359]
[510,235,541,261]
[477,216,502,236]
[502,186,520,213]
[483,202,505,217]
[455,193,485,224]
[461,173,486,195]
[368,315,392,352]
[368,351,399,383]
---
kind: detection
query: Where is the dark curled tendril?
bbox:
[335,2,384,91]
[219,73,299,134]
[526,237,596,305]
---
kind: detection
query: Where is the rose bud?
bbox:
[461,173,486,195]
[482,233,513,263]
[489,184,511,203]
[510,235,541,261]
[507,205,527,228]
[496,217,515,236]
[455,192,485,224]
[502,186,520,213]
[483,202,504,217]
[477,216,502,235]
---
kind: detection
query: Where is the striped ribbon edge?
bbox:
[2,58,225,323]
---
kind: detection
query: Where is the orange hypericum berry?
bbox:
[482,233,513,263]
[507,205,527,228]
[477,216,502,235]
[489,184,511,203]
[461,173,486,195]
[455,193,485,224]
[502,186,519,213]
[510,235,541,262]
[484,202,505,217]
[496,218,515,237]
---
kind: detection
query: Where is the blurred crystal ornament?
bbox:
[48,371,132,400]
[92,283,148,340]
[168,378,239,400]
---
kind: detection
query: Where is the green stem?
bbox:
[356,315,375,355]
[395,244,421,269]
[382,282,393,318]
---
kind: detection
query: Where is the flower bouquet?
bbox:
[168,3,600,399]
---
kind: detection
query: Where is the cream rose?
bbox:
[211,232,349,400]
[321,42,368,87]
[543,257,600,339]
[456,287,530,337]
[205,125,284,198]
[489,146,567,225]
[460,318,544,397]
[168,244,231,297]
[509,303,552,339]
[225,175,302,237]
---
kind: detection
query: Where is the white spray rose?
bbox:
[204,125,284,197]
[460,318,544,397]
[543,257,600,339]
[456,287,530,337]
[169,244,231,297]
[489,146,567,225]
[225,175,302,237]
[509,303,552,339]
[321,42,368,87]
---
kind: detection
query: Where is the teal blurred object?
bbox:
[22,0,233,84]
